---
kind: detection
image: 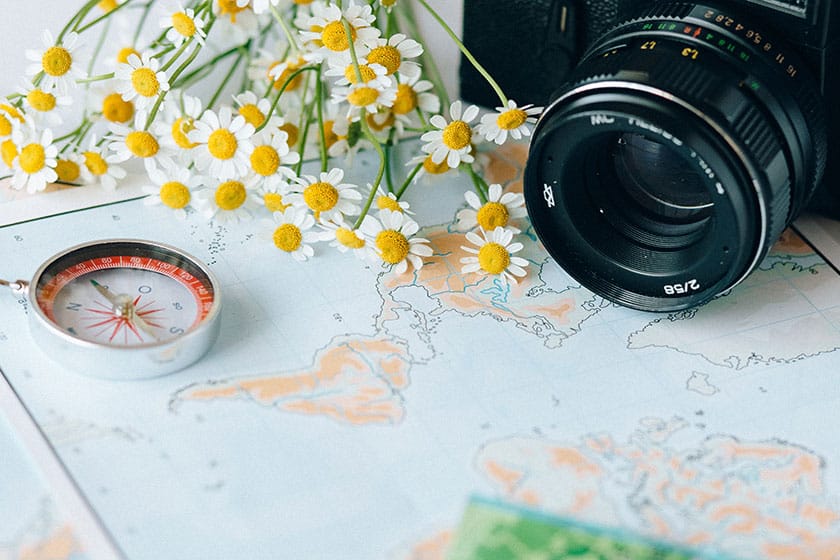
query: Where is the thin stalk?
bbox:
[395,163,423,199]
[399,0,449,108]
[270,4,300,53]
[255,66,319,133]
[75,0,135,34]
[314,65,328,172]
[353,113,388,229]
[207,50,244,109]
[133,1,154,45]
[57,0,100,43]
[466,163,489,203]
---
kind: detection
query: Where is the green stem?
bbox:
[161,38,193,73]
[399,0,449,108]
[133,1,154,45]
[395,163,422,199]
[270,4,300,53]
[466,164,489,203]
[173,44,241,89]
[342,18,364,84]
[353,113,388,229]
[413,0,508,107]
[58,0,100,43]
[314,65,328,172]
[75,0,135,34]
[255,66,319,133]
[207,50,244,109]
[76,72,115,84]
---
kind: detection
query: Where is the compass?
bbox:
[1,239,221,380]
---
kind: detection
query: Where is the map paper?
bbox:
[2,144,840,559]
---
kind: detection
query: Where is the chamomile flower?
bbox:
[456,183,526,232]
[108,112,172,175]
[189,106,256,180]
[215,0,251,23]
[332,81,397,120]
[325,57,392,89]
[360,209,432,274]
[54,152,84,184]
[158,92,203,159]
[379,0,399,11]
[17,81,72,126]
[263,53,310,95]
[0,104,25,140]
[460,227,528,283]
[366,33,423,79]
[248,129,300,189]
[406,152,458,184]
[266,206,320,261]
[421,100,480,168]
[114,52,170,110]
[142,159,201,219]
[251,178,292,214]
[297,0,381,62]
[160,2,207,47]
[25,31,85,94]
[477,100,543,145]
[318,217,371,259]
[287,167,362,222]
[232,91,281,130]
[98,90,135,124]
[10,124,57,193]
[194,176,258,224]
[79,136,128,191]
[375,188,413,215]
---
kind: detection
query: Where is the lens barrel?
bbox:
[524,3,827,311]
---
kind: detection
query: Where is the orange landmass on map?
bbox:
[18,526,81,560]
[180,336,411,425]
[405,530,452,560]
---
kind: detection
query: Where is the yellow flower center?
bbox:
[102,93,134,123]
[171,117,198,149]
[98,0,118,12]
[367,45,401,75]
[273,223,303,252]
[442,120,472,150]
[268,58,305,91]
[214,180,246,211]
[263,192,289,212]
[1,140,17,167]
[42,46,72,77]
[250,145,280,176]
[0,105,24,137]
[293,0,313,4]
[321,21,356,51]
[478,242,511,275]
[375,230,410,265]
[422,154,450,175]
[279,122,299,148]
[322,120,340,149]
[376,195,403,213]
[0,115,10,138]
[366,111,395,132]
[55,159,80,182]
[207,128,237,160]
[381,0,398,6]
[217,0,248,22]
[131,67,161,98]
[159,181,191,209]
[347,86,379,107]
[26,89,56,112]
[171,12,197,37]
[392,84,417,115]
[303,181,339,217]
[344,63,377,84]
[83,151,108,175]
[497,108,528,130]
[335,227,366,249]
[19,143,46,174]
[125,130,160,158]
[117,46,140,64]
[238,104,265,128]
[476,202,510,230]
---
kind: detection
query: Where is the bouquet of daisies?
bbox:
[2,0,540,280]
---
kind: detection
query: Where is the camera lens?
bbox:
[524,3,827,311]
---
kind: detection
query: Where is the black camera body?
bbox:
[461,1,840,311]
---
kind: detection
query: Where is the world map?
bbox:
[1,143,840,559]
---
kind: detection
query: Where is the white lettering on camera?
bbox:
[590,114,615,126]
[627,118,684,146]
[664,279,701,296]
[543,184,556,208]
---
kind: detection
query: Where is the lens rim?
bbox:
[525,86,764,311]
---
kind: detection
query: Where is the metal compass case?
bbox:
[461,0,840,311]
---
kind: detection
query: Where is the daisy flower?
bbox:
[97,90,135,124]
[406,152,458,184]
[390,76,440,134]
[325,58,392,89]
[360,209,433,274]
[159,2,207,47]
[332,81,397,120]
[477,100,543,145]
[232,91,281,130]
[10,124,58,193]
[108,111,172,175]
[421,100,480,168]
[297,0,381,62]
[366,34,423,79]
[157,92,203,160]
[142,158,202,219]
[248,129,300,188]
[79,136,128,191]
[266,206,320,261]
[54,152,84,184]
[114,52,170,110]
[194,176,258,224]
[379,0,399,11]
[25,31,85,94]
[258,53,310,95]
[0,104,25,140]
[318,217,372,260]
[17,81,72,126]
[214,0,251,23]
[375,188,413,215]
[460,227,529,283]
[456,183,526,232]
[287,168,362,222]
[251,178,292,215]
[189,105,256,180]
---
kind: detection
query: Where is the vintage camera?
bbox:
[461,1,839,311]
